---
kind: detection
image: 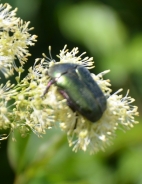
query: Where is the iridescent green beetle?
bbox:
[44,62,107,122]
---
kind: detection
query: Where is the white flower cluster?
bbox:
[0,3,37,77]
[0,4,139,154]
[49,46,139,154]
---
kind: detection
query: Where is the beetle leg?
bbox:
[42,79,56,96]
[73,114,79,129]
[59,89,79,129]
[58,89,77,112]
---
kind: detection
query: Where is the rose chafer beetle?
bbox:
[44,62,107,122]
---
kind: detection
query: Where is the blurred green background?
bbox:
[0,0,142,183]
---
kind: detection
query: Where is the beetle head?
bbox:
[48,63,78,79]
